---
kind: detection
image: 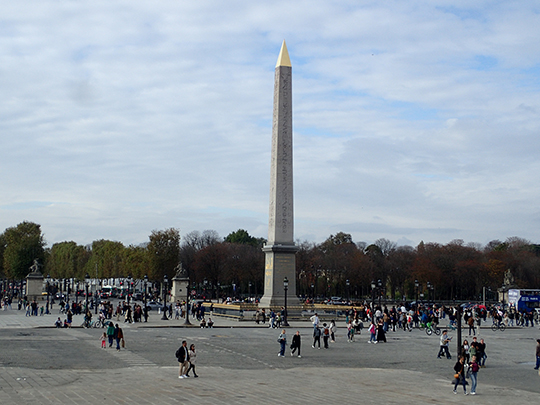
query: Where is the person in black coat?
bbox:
[290,331,301,357]
[376,320,386,343]
[176,340,190,378]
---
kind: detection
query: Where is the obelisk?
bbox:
[259,41,300,309]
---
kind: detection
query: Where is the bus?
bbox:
[507,289,540,313]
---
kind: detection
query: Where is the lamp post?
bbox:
[377,279,382,309]
[143,275,148,322]
[311,283,315,303]
[161,274,169,320]
[248,281,252,302]
[283,277,289,327]
[371,280,376,319]
[184,277,192,326]
[45,274,51,314]
[127,275,132,305]
[84,274,90,314]
[414,279,419,309]
[94,278,100,314]
[346,279,350,303]
[427,282,432,303]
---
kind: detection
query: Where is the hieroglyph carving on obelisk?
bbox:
[260,41,299,309]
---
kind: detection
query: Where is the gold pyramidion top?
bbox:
[276,40,291,67]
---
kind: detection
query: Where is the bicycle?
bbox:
[81,319,94,328]
[425,322,441,336]
[491,322,506,332]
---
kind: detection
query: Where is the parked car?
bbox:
[146,301,165,311]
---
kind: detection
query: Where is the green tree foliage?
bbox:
[2,221,46,279]
[0,232,6,277]
[122,245,151,280]
[88,240,125,280]
[224,229,266,247]
[147,228,181,281]
[45,241,89,279]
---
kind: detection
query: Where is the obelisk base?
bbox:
[259,244,300,309]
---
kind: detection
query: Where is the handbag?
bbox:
[121,338,125,348]
[453,373,459,379]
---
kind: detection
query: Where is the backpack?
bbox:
[323,327,329,336]
[175,347,182,359]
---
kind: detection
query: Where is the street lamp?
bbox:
[127,275,133,304]
[161,274,169,320]
[311,283,315,303]
[371,280,376,319]
[84,273,90,314]
[346,279,350,303]
[414,279,419,309]
[283,277,289,327]
[427,281,432,303]
[143,275,148,322]
[45,274,51,314]
[248,281,252,302]
[377,279,382,309]
[183,278,192,326]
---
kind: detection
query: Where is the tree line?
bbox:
[1,222,539,300]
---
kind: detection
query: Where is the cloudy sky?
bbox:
[2,1,540,248]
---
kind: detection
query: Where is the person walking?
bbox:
[468,355,480,395]
[329,320,336,342]
[114,323,123,350]
[467,316,476,336]
[534,339,540,370]
[277,329,287,357]
[376,319,386,343]
[310,313,320,332]
[453,356,468,395]
[368,321,377,343]
[186,344,198,378]
[478,338,487,367]
[176,340,190,378]
[106,322,115,347]
[290,330,301,357]
[322,323,330,349]
[437,330,452,359]
[312,326,321,349]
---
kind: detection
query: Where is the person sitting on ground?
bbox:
[207,318,214,328]
[55,317,62,328]
[200,318,207,328]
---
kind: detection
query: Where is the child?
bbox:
[186,344,198,378]
[101,332,107,349]
[368,321,377,343]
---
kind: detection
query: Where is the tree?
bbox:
[45,241,89,279]
[2,221,46,279]
[147,228,181,281]
[224,229,265,247]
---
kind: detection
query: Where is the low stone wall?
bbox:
[203,302,351,321]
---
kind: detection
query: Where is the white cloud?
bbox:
[2,1,540,248]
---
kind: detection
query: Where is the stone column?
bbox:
[259,41,300,309]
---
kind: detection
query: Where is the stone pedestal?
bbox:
[171,264,189,303]
[26,266,44,303]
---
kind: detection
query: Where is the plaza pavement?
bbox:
[1,307,539,404]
